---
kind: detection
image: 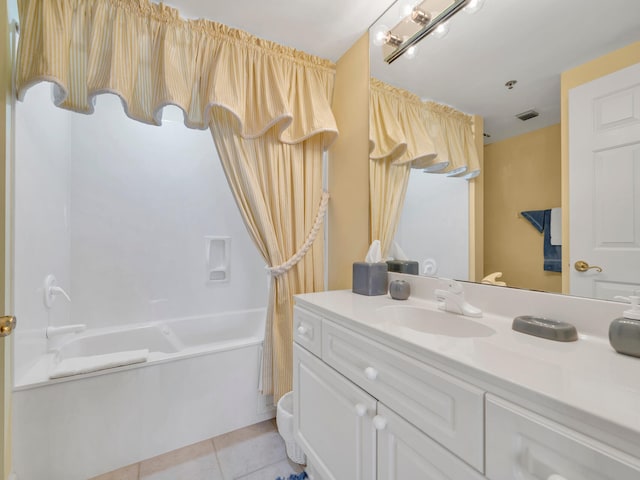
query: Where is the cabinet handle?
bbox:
[547,475,568,480]
[364,366,378,381]
[297,324,310,336]
[373,415,387,431]
[354,403,368,417]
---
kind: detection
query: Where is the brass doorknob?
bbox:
[0,316,16,337]
[574,260,603,273]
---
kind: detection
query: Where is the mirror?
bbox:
[369,0,640,300]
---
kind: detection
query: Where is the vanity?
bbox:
[292,274,640,480]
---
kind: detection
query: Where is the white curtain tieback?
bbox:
[266,191,330,277]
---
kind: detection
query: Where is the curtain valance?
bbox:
[369,78,439,169]
[16,0,338,148]
[369,78,480,177]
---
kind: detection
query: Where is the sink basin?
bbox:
[376,305,496,338]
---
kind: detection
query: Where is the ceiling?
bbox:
[370,0,640,143]
[164,0,394,62]
[18,0,636,144]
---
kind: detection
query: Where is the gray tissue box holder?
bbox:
[352,262,388,296]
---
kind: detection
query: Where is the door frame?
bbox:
[560,42,640,294]
[0,0,12,476]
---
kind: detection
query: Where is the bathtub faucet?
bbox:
[46,324,86,338]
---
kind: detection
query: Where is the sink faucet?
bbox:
[434,279,482,318]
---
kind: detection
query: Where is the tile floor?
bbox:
[90,419,304,480]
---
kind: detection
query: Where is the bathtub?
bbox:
[13,308,276,480]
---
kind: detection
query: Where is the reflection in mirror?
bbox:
[369,0,640,300]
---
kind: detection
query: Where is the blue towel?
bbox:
[276,473,307,480]
[521,209,562,273]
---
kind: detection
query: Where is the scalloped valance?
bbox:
[369,78,480,177]
[369,78,440,169]
[16,0,338,148]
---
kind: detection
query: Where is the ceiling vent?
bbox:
[515,109,539,121]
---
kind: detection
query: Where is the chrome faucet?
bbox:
[434,279,482,318]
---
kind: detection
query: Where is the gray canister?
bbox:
[389,280,410,300]
[609,318,640,358]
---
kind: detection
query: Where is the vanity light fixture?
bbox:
[382,0,475,64]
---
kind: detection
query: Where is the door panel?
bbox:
[569,62,640,299]
[486,395,640,480]
[293,344,376,480]
[377,404,484,480]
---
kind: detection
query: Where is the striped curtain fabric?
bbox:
[368,79,481,258]
[16,0,337,403]
[16,0,338,147]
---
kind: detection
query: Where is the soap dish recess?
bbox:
[512,316,578,342]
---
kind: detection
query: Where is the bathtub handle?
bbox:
[44,274,71,308]
[50,286,71,302]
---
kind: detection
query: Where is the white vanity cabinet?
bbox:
[293,307,485,480]
[293,299,640,480]
[293,342,484,480]
[293,344,376,480]
[485,395,640,480]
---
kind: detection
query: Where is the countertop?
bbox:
[295,289,640,454]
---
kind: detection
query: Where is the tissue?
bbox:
[353,240,388,296]
[388,242,408,261]
[365,240,382,263]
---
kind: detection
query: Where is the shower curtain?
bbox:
[16,0,337,402]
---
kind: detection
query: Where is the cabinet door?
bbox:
[323,320,484,471]
[486,395,640,480]
[293,344,376,480]
[377,404,485,480]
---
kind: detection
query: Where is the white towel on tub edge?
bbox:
[50,349,149,379]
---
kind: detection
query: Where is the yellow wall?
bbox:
[469,115,484,282]
[484,124,562,293]
[327,33,370,290]
[560,41,640,293]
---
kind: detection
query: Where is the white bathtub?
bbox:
[13,309,275,480]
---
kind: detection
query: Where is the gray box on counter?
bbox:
[352,262,388,296]
[386,260,419,275]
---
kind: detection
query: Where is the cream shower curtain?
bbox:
[368,79,480,258]
[16,0,337,402]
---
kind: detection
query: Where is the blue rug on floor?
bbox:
[276,472,307,480]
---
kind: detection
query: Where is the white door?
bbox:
[0,3,14,478]
[376,403,484,480]
[293,344,376,480]
[569,62,640,299]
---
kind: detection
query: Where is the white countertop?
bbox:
[295,289,640,451]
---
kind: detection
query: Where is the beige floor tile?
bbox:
[213,419,287,479]
[139,439,223,480]
[235,459,304,480]
[90,463,139,480]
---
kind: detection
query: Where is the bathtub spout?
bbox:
[46,324,86,338]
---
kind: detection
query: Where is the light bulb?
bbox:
[400,2,416,18]
[463,0,485,14]
[432,21,449,39]
[372,24,390,46]
[405,45,418,59]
